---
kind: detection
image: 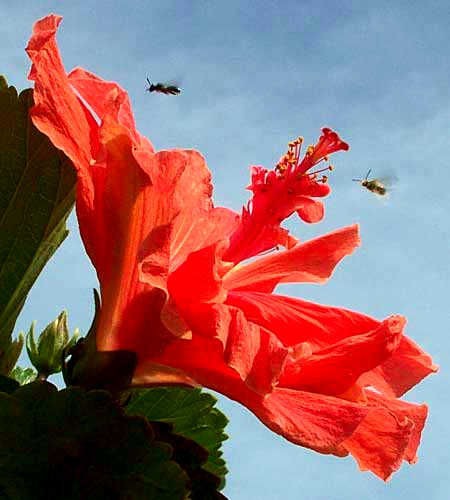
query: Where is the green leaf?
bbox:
[0,76,77,374]
[10,366,36,385]
[126,387,229,489]
[153,420,229,500]
[0,382,189,499]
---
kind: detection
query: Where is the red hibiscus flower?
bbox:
[26,15,437,480]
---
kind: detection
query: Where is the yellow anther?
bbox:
[322,175,328,183]
[328,164,334,171]
[276,162,288,171]
[277,135,307,173]
[306,145,314,155]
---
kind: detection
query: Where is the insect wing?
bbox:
[164,85,181,95]
[375,175,398,188]
[370,175,398,196]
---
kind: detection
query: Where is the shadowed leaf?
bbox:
[0,374,19,394]
[0,76,77,374]
[126,387,229,489]
[0,382,189,499]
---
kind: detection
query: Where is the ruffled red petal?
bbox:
[225,292,380,348]
[279,316,405,396]
[341,388,428,481]
[224,224,360,292]
[68,68,153,151]
[365,391,428,465]
[26,15,94,171]
[359,335,439,397]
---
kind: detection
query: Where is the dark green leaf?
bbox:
[126,387,229,489]
[0,374,19,394]
[0,335,23,376]
[151,420,229,500]
[0,382,189,499]
[0,76,77,374]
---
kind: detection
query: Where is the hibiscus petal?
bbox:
[139,149,228,270]
[227,292,437,399]
[296,196,325,223]
[224,224,360,292]
[26,15,94,171]
[257,388,424,481]
[68,68,152,147]
[26,15,142,281]
[251,388,370,455]
[342,406,414,480]
[95,120,151,279]
[359,335,439,397]
[226,291,380,347]
[365,390,428,465]
[168,241,229,304]
[162,303,289,395]
[136,330,375,456]
[91,127,160,348]
[136,152,228,279]
[136,149,237,336]
[279,316,405,396]
[134,327,428,480]
[223,311,289,395]
[26,14,101,261]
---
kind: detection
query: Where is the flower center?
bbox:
[275,136,334,185]
[224,128,349,264]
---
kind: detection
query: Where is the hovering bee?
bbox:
[352,169,390,196]
[146,77,181,95]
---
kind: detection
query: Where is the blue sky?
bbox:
[2,1,449,498]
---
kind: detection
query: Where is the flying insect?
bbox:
[146,77,181,95]
[352,169,389,196]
